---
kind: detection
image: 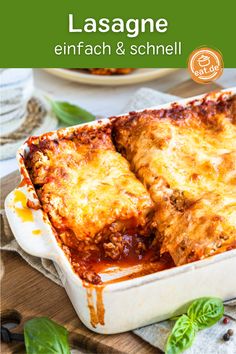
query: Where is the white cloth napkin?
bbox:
[1,88,235,354]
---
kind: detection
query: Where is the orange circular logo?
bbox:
[188,47,223,84]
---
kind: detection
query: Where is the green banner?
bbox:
[1,0,235,67]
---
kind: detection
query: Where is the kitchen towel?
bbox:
[1,87,236,354]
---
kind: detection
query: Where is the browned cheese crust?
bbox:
[26,124,153,283]
[112,94,236,265]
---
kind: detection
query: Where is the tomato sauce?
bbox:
[70,233,174,285]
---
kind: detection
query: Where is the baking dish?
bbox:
[5,88,236,334]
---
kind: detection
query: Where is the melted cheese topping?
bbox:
[114,108,236,265]
[29,137,153,243]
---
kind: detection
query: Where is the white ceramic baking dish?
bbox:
[5,88,236,334]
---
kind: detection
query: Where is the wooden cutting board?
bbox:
[1,80,221,354]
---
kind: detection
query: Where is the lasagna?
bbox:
[113,93,236,266]
[70,69,134,75]
[26,125,154,284]
[26,92,236,284]
[86,68,134,75]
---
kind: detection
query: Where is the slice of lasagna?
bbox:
[26,124,154,283]
[113,94,236,266]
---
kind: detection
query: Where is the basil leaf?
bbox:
[187,297,224,330]
[51,100,95,126]
[24,317,70,354]
[165,314,197,354]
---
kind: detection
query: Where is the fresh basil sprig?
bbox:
[165,297,224,354]
[166,315,197,354]
[50,99,95,126]
[187,297,224,330]
[24,317,70,354]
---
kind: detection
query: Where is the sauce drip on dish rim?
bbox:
[84,284,105,328]
[14,190,34,222]
[32,229,41,235]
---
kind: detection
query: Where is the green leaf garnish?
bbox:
[165,297,224,353]
[165,315,197,354]
[50,100,95,126]
[187,297,224,330]
[24,317,70,354]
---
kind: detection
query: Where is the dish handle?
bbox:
[4,187,57,260]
